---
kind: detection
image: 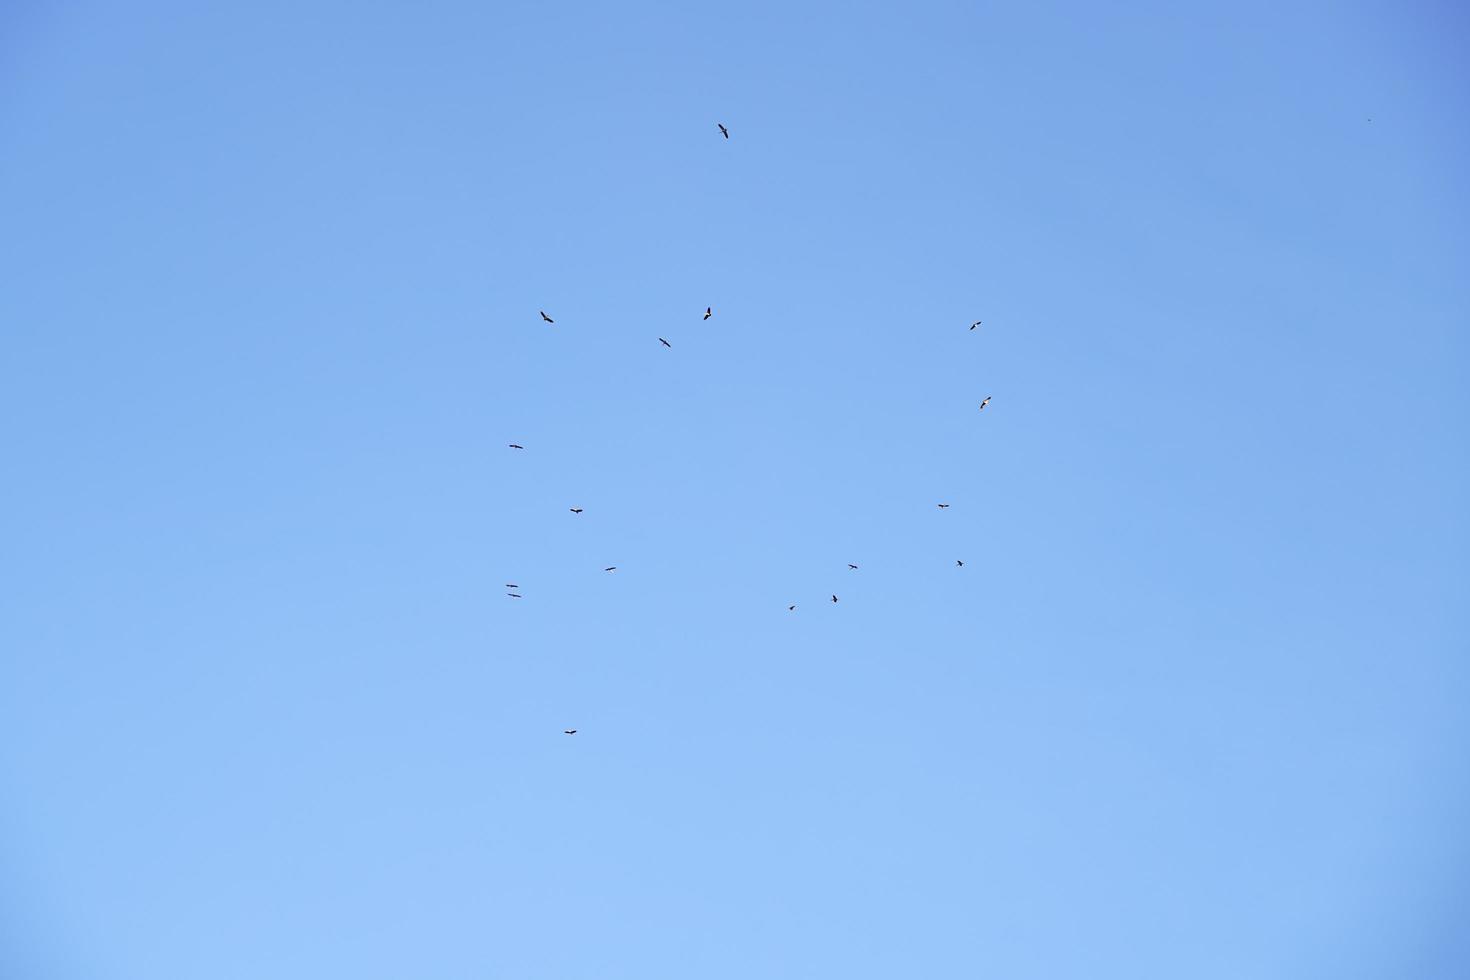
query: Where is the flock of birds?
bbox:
[511,124,995,735]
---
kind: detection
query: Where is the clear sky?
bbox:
[2,1,1467,977]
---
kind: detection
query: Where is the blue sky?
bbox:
[2,1,1467,977]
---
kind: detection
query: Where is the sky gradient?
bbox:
[2,2,1468,977]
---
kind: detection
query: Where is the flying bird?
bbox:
[569,507,584,514]
[563,729,577,735]
[970,321,982,330]
[604,567,617,572]
[718,123,729,139]
[507,593,523,598]
[956,560,964,567]
[831,595,839,603]
[848,564,859,570]
[506,583,519,588]
[788,605,796,611]
[659,337,672,348]
[937,503,950,509]
[979,396,992,410]
[703,307,712,320]
[540,311,554,323]
[508,444,524,449]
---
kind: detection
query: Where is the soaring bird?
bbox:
[831,595,839,603]
[659,337,672,348]
[956,560,964,567]
[506,583,519,588]
[979,396,992,410]
[717,123,729,139]
[563,729,577,735]
[937,503,950,509]
[703,307,712,320]
[507,593,523,598]
[540,311,554,323]
[970,320,982,330]
[848,564,859,570]
[788,605,796,611]
[508,444,524,449]
[604,567,617,572]
[569,507,584,514]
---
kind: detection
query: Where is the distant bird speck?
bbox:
[604,567,617,572]
[563,729,577,735]
[831,594,839,603]
[937,503,950,509]
[788,605,796,611]
[718,123,729,139]
[506,583,519,588]
[703,307,712,320]
[970,321,982,330]
[956,560,964,567]
[979,396,992,411]
[540,311,554,323]
[569,508,584,514]
[848,564,859,570]
[508,444,524,449]
[507,593,523,598]
[659,337,672,348]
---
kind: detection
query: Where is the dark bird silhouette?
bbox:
[831,594,839,603]
[718,123,729,139]
[659,337,672,348]
[569,507,584,514]
[604,567,617,572]
[507,593,523,598]
[703,307,712,320]
[563,729,577,735]
[979,396,992,411]
[937,503,950,509]
[540,311,554,323]
[506,583,519,588]
[956,560,964,567]
[788,605,796,611]
[508,444,524,449]
[970,321,982,330]
[848,564,859,570]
